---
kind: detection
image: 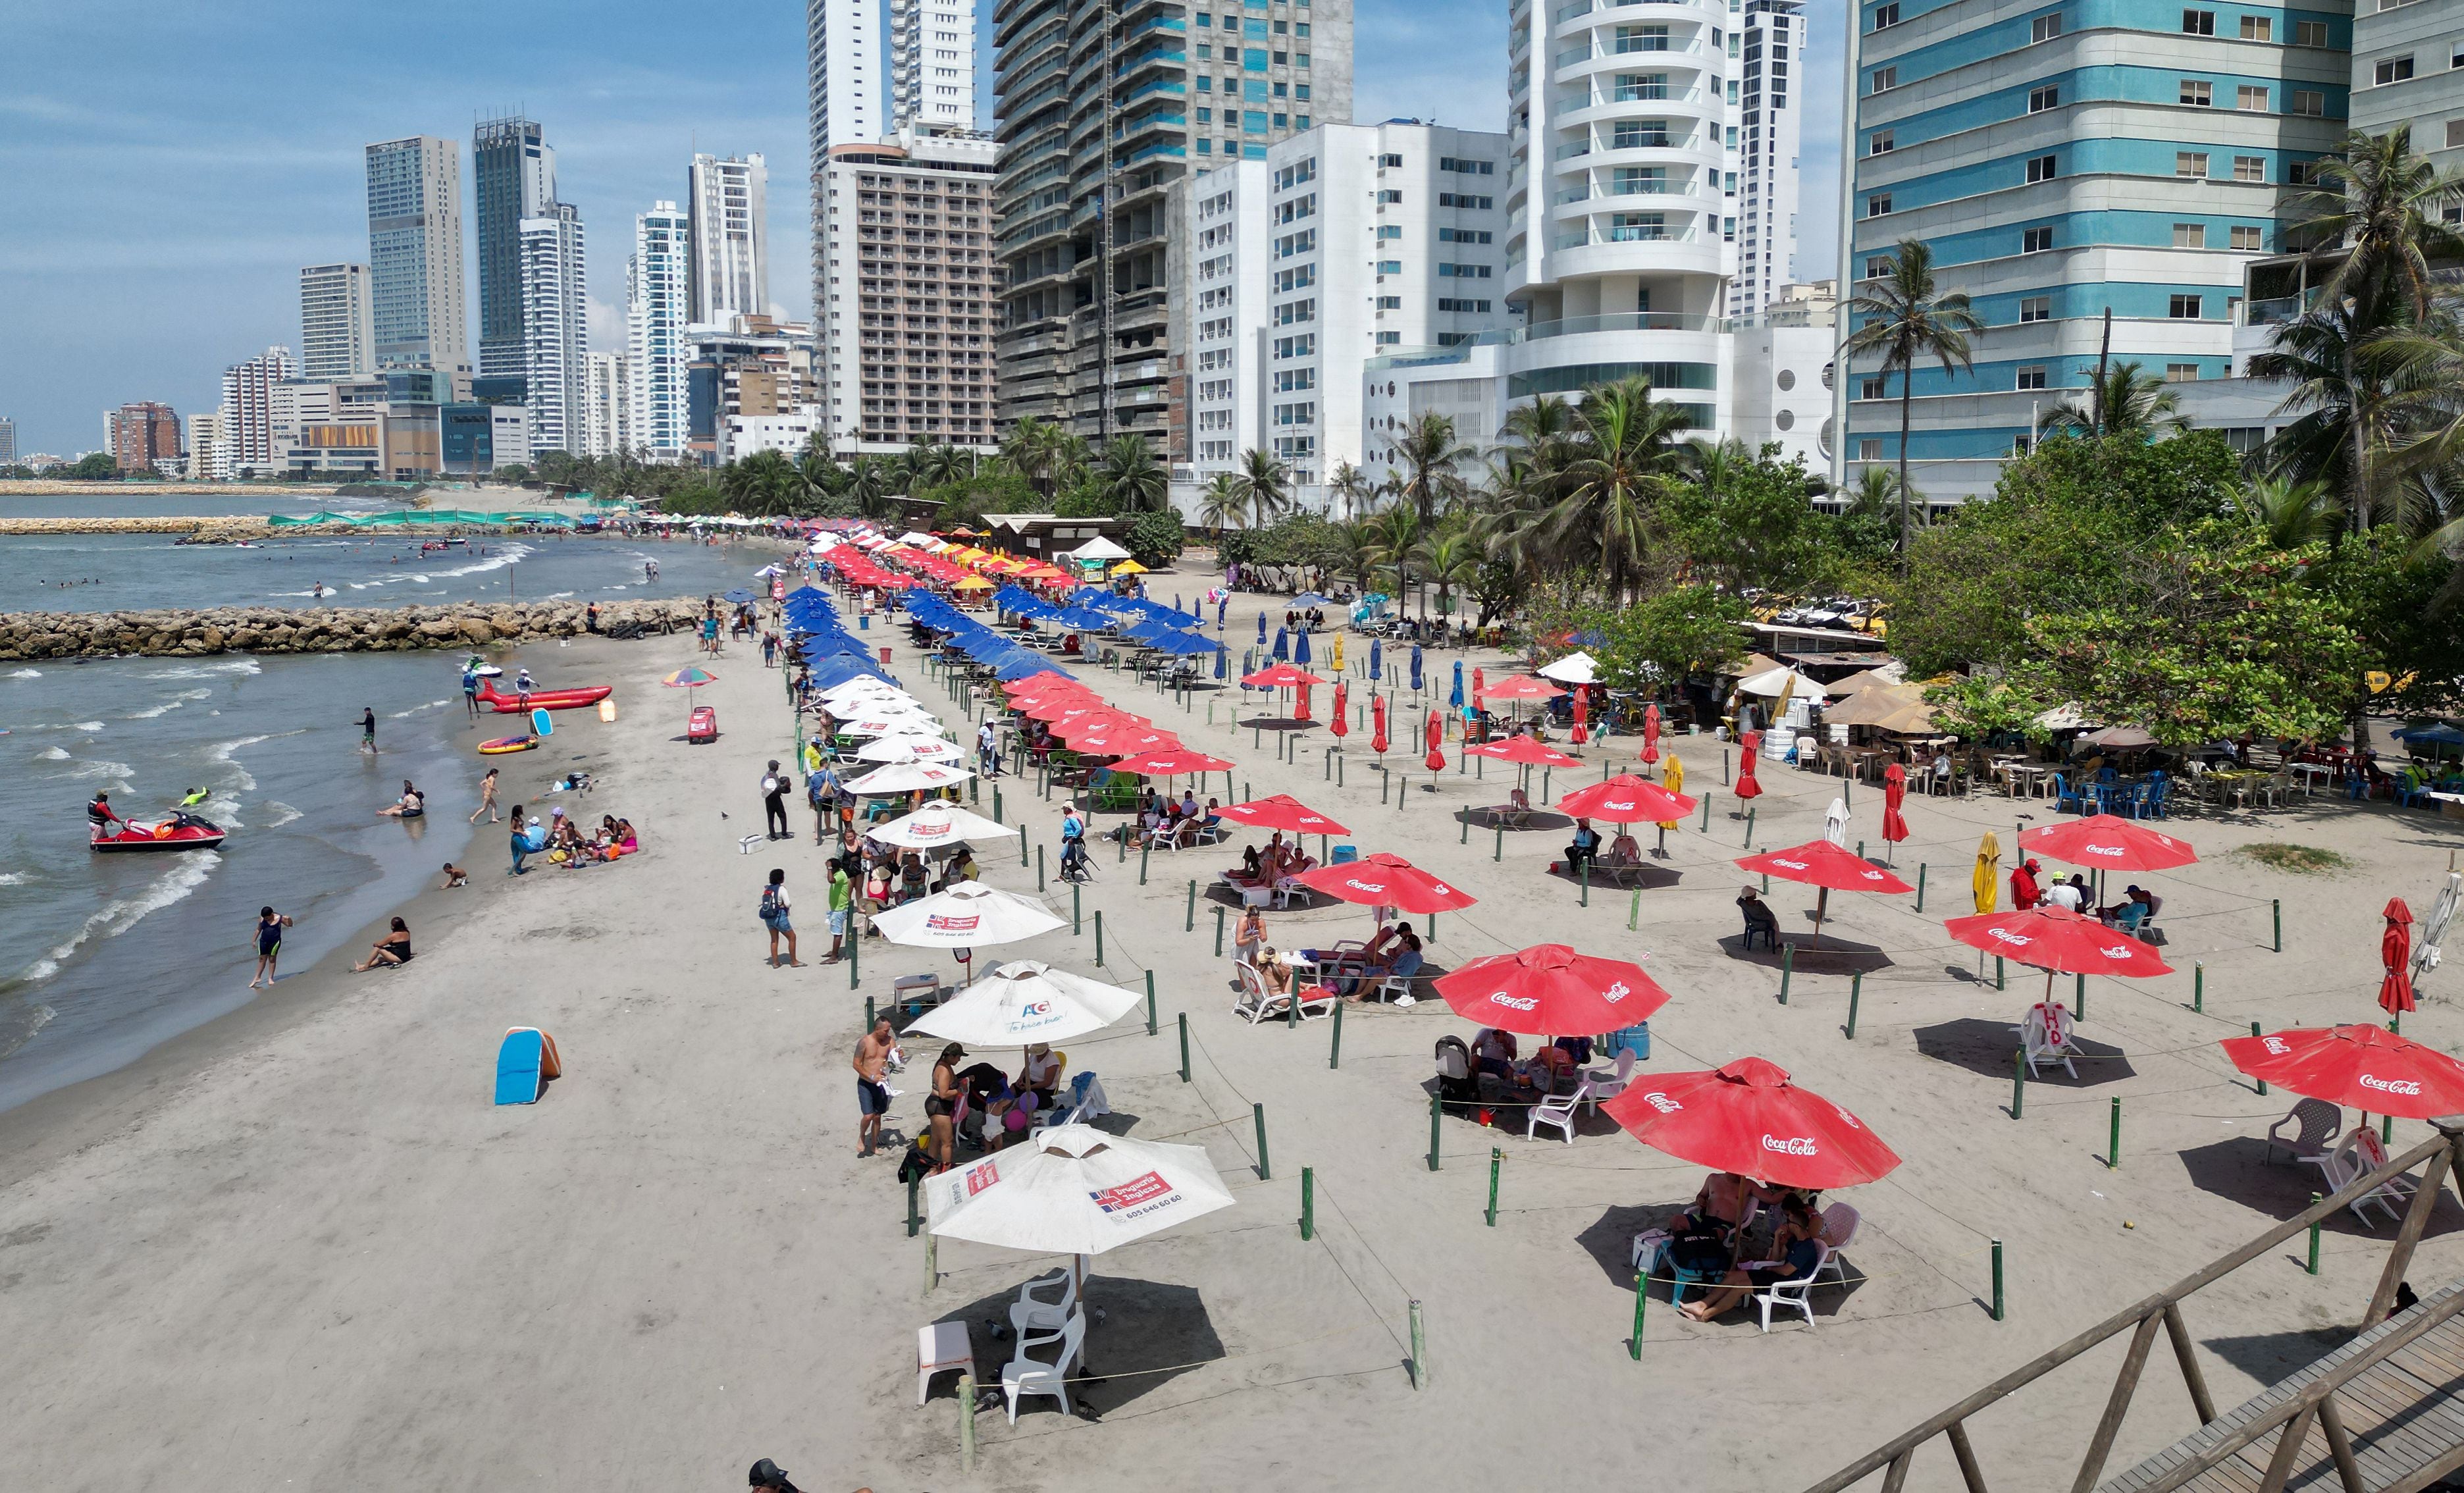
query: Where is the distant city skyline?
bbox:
[0,0,1838,456]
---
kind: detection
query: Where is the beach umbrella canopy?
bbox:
[1559,773,1696,824]
[1290,852,1476,914]
[1424,709,1446,771]
[842,760,976,795]
[1740,839,1914,895]
[872,800,1021,848]
[2018,815,2197,874]
[2078,725,2159,750]
[854,733,968,764]
[1450,661,1465,710]
[874,881,1066,948]
[2218,1025,2464,1121]
[925,1124,1235,1258]
[1409,645,1423,693]
[1113,748,1234,778]
[1882,763,1910,847]
[836,715,941,739]
[1273,627,1290,661]
[1070,723,1184,756]
[1602,1057,1902,1190]
[1473,735,1583,768]
[723,587,757,604]
[1481,674,1566,704]
[1735,731,1764,799]
[1943,905,2174,980]
[2382,898,2417,1016]
[1538,651,1597,686]
[1973,833,2001,914]
[1641,703,1662,765]
[662,666,717,689]
[1217,793,1350,836]
[1330,682,1350,739]
[1242,662,1326,689]
[1432,944,1671,1037]
[908,960,1140,1047]
[1371,693,1388,754]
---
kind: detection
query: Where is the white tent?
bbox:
[1537,651,1597,685]
[841,760,976,795]
[1068,536,1132,562]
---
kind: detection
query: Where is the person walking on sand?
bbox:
[759,867,802,967]
[249,906,294,987]
[469,766,502,824]
[826,860,853,962]
[357,706,377,754]
[761,760,791,840]
[854,1016,895,1157]
[461,662,481,721]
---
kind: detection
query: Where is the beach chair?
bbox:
[1635,1234,1726,1306]
[1594,833,1646,882]
[917,1321,973,1405]
[2011,1002,2082,1080]
[1295,983,1340,1021]
[1000,1310,1088,1423]
[1527,1080,1593,1143]
[1434,1037,1479,1111]
[1752,1243,1834,1332]
[1487,787,1534,828]
[2306,1129,2413,1227]
[2265,1097,2341,1166]
[1739,899,1780,952]
[1234,962,1293,1024]
[1272,856,1318,908]
[1581,1048,1638,1114]
[2103,902,2149,937]
[1814,1203,1861,1287]
[1010,1269,1079,1336]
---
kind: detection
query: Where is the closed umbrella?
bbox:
[1602,1057,1902,1190]
[1409,644,1424,694]
[1257,612,1268,647]
[1881,763,1910,860]
[2382,899,2417,1018]
[2415,871,2459,986]
[1295,629,1313,666]
[1331,633,1345,673]
[1372,693,1388,755]
[1370,638,1384,682]
[1214,644,1227,680]
[1273,627,1290,662]
[1823,797,1850,848]
[1330,682,1350,739]
[1297,682,1315,723]
[874,800,1020,847]
[1973,832,2001,914]
[1640,703,1662,766]
[1450,661,1465,710]
[1425,709,1446,772]
[1658,754,1687,835]
[1572,687,1590,746]
[1735,731,1763,800]
[1432,944,1671,1036]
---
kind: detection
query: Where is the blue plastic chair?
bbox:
[1330,844,1359,865]
[1647,1238,1725,1306]
[2051,772,2085,814]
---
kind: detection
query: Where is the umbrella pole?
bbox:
[1813,887,1828,949]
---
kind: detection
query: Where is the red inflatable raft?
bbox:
[92,815,227,853]
[475,681,613,714]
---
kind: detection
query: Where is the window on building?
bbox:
[1379,153,1403,167]
[1613,120,1673,147]
[2178,151,2211,176]
[1869,128,1895,154]
[2023,225,2053,252]
[1864,255,1894,278]
[2180,79,2212,105]
[2169,294,2203,318]
[2375,55,2415,85]
[2233,154,2265,181]
[1436,227,1493,243]
[2237,84,2270,109]
[2288,159,2315,184]
[1867,192,1893,217]
[2231,224,2265,249]
[1870,65,1897,92]
[1872,2,1900,28]
[2240,15,2271,39]
[1859,375,1887,400]
[2295,19,2329,47]
[2182,8,2214,34]
[1376,224,1402,239]
[1377,259,1402,273]
[1375,294,1402,309]
[2173,222,2206,247]
[2292,89,2325,115]
[2030,84,2060,111]
[2019,296,2051,322]
[2017,364,2049,390]
[2026,153,2058,182]
[2032,13,2062,41]
[2166,363,2202,383]
[1436,192,1494,209]
[1858,438,1884,460]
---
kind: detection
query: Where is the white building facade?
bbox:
[298,263,376,381]
[519,203,588,454]
[808,0,883,153]
[185,412,225,480]
[219,346,299,477]
[583,350,631,457]
[689,153,772,324]
[1176,120,1513,499]
[891,0,978,131]
[627,201,694,459]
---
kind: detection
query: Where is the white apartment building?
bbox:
[219,346,298,477]
[727,411,827,461]
[298,263,376,381]
[1361,0,1826,477]
[808,0,883,153]
[583,350,631,457]
[816,127,1003,453]
[186,412,226,481]
[891,0,978,131]
[519,203,588,454]
[1175,121,1513,501]
[627,201,693,459]
[689,153,772,324]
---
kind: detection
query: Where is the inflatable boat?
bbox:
[478,735,540,755]
[475,681,612,714]
[93,814,226,853]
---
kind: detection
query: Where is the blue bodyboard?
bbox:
[495,1028,545,1105]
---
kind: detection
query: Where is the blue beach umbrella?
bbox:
[1369,639,1383,681]
[1294,629,1312,666]
[1215,644,1228,679]
[1409,644,1424,693]
[1217,593,1228,630]
[1257,612,1268,646]
[1450,660,1464,710]
[1273,627,1290,662]
[1173,593,1184,616]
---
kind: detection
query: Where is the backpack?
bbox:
[758,884,782,924]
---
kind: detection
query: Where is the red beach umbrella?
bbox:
[1480,673,1565,704]
[1330,681,1349,739]
[1241,662,1326,689]
[1432,943,1670,1037]
[1881,762,1910,851]
[1558,773,1696,824]
[1602,1057,1902,1190]
[2016,814,2197,873]
[1371,693,1388,756]
[1298,682,1315,723]
[1735,731,1764,800]
[1215,793,1350,836]
[1571,686,1589,746]
[2381,899,2416,1016]
[1290,851,1477,914]
[1738,839,1914,947]
[1113,748,1234,779]
[1471,735,1583,768]
[1424,709,1446,771]
[1640,702,1662,766]
[2218,1024,2464,1120]
[1943,904,2174,1013]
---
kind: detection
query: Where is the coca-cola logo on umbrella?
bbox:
[1762,1134,1820,1156]
[1488,993,1538,1010]
[1640,1091,1683,1113]
[2359,1072,2423,1095]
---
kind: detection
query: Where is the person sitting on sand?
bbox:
[1679,1195,1825,1323]
[352,916,415,971]
[440,864,467,889]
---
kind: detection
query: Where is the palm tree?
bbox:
[1389,412,1476,524]
[1003,418,1061,496]
[1363,502,1423,616]
[1097,434,1168,513]
[1413,528,1481,630]
[1842,238,1982,570]
[1841,465,1902,519]
[1326,517,1379,598]
[1498,394,1583,480]
[2035,361,2187,439]
[1196,473,1248,531]
[1051,432,1095,493]
[1228,447,1293,527]
[2236,475,2345,549]
[2249,300,2409,525]
[1326,460,1380,520]
[1550,377,1693,598]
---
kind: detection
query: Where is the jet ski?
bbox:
[92,812,226,853]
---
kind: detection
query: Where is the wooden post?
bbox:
[1186,879,1197,931]
[1778,941,1793,1003]
[1145,970,1157,1035]
[1486,1147,1501,1226]
[1178,1011,1191,1082]
[2109,1097,2122,1168]
[1428,1092,1442,1170]
[1990,1240,2004,1321]
[1329,1000,1344,1067]
[1253,1103,1271,1180]
[1915,863,1926,911]
[957,1371,976,1473]
[2012,1047,2026,1119]
[1409,1299,1427,1389]
[2072,1313,2165,1492]
[1631,1272,1648,1360]
[2362,1129,2459,1327]
[1094,909,1105,965]
[1214,904,1226,956]
[2159,1301,2216,1422]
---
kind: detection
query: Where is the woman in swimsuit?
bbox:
[352,917,414,971]
[928,1043,966,1172]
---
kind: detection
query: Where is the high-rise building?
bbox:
[1359,0,1828,476]
[475,117,560,381]
[520,203,588,454]
[891,0,978,132]
[689,153,772,324]
[816,126,1002,453]
[1175,122,1513,498]
[0,417,16,466]
[992,0,1356,444]
[365,136,468,370]
[627,201,694,458]
[584,350,631,456]
[220,347,299,477]
[109,402,184,475]
[808,0,883,153]
[298,263,377,381]
[184,413,224,480]
[2349,4,2461,175]
[1843,0,2349,501]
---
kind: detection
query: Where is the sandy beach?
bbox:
[4,583,2461,1492]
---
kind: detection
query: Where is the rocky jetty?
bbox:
[0,516,276,539]
[0,598,706,660]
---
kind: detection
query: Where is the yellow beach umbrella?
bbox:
[1972,831,2001,914]
[1657,752,1686,831]
[953,575,995,591]
[1112,560,1148,576]
[1332,633,1346,672]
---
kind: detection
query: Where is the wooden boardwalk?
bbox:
[2100,1278,2464,1493]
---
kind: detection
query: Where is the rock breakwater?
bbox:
[0,598,706,660]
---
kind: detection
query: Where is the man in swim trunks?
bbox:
[251,906,294,987]
[853,1016,896,1157]
[357,707,376,754]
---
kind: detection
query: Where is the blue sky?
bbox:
[0,0,1841,458]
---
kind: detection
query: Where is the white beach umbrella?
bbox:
[1537,650,1597,685]
[843,760,976,795]
[1824,797,1850,847]
[2415,871,2460,985]
[925,1124,1235,1257]
[1738,664,1822,698]
[820,679,924,707]
[835,714,944,741]
[872,800,1021,847]
[874,881,1064,948]
[908,960,1140,1046]
[854,733,967,764]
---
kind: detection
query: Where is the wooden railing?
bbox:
[1804,1118,2464,1493]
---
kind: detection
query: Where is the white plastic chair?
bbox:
[2265,1097,2341,1166]
[1009,1269,1078,1336]
[917,1321,972,1405]
[2010,1002,2082,1080]
[1527,1080,1593,1143]
[1753,1243,1833,1332]
[1272,857,1318,908]
[1814,1203,1860,1287]
[2308,1128,2414,1228]
[1001,1310,1087,1423]
[1581,1048,1637,1114]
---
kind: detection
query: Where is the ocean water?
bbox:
[0,535,779,1112]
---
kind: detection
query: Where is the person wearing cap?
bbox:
[747,1458,803,1492]
[2010,858,2043,910]
[927,1042,966,1172]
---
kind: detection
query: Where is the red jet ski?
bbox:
[475,681,614,714]
[92,813,227,853]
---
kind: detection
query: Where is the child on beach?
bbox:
[760,868,801,968]
[440,864,468,888]
[250,906,294,987]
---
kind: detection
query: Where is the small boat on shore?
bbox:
[475,681,612,714]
